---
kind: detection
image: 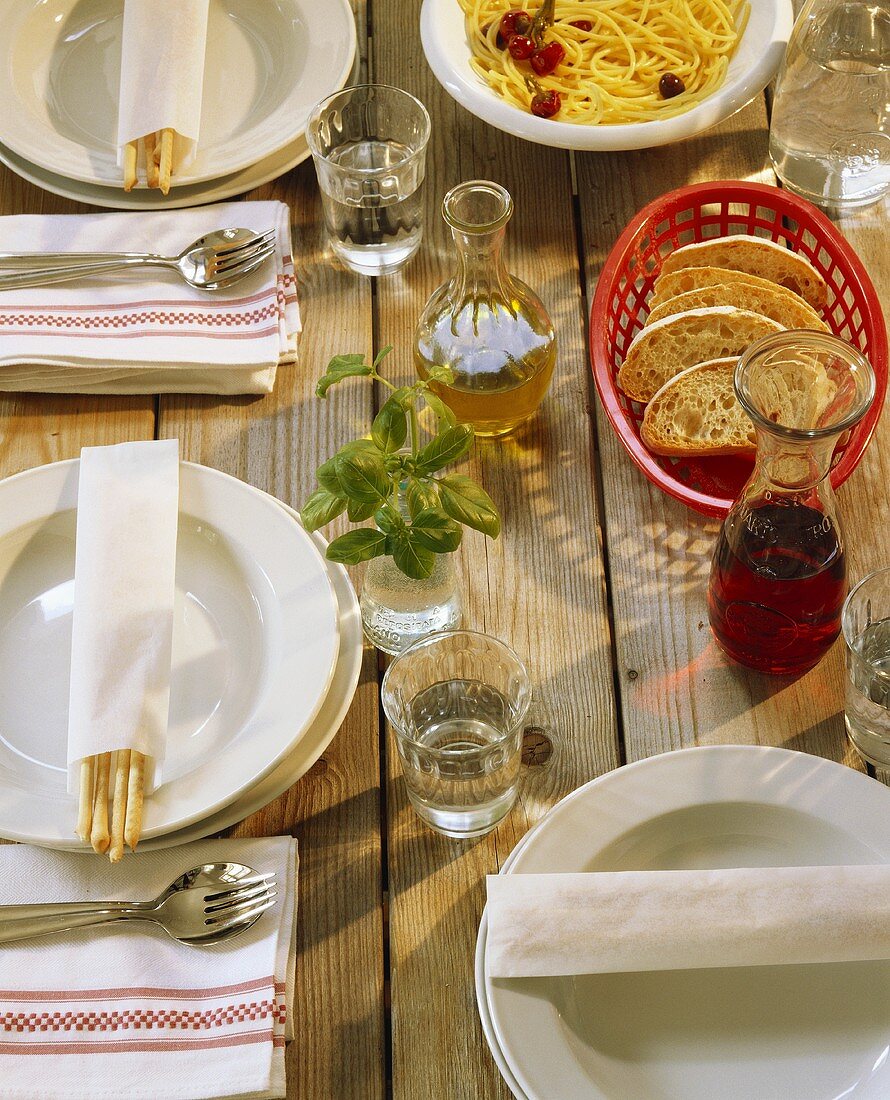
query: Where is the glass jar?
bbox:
[360,552,462,656]
[768,0,890,209]
[707,331,875,676]
[413,180,556,438]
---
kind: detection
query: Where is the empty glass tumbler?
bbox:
[306,84,431,275]
[843,568,890,767]
[381,631,532,838]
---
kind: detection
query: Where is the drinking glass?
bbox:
[381,631,532,838]
[306,84,431,276]
[843,567,890,767]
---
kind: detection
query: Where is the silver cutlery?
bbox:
[0,862,278,946]
[0,227,277,292]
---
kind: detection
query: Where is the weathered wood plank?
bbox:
[373,3,620,1096]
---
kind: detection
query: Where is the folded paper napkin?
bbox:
[0,201,299,394]
[486,865,890,977]
[67,440,179,793]
[0,837,298,1100]
[118,0,210,178]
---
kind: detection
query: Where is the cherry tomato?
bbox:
[530,41,565,76]
[659,72,686,98]
[569,19,592,30]
[531,89,561,118]
[508,34,536,60]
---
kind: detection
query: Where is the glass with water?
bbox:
[843,568,890,767]
[381,631,532,838]
[306,84,430,275]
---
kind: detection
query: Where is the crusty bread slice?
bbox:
[650,266,815,310]
[641,358,755,456]
[645,281,828,331]
[618,307,784,404]
[656,237,828,311]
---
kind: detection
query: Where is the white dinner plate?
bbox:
[480,746,890,1100]
[0,0,355,187]
[0,134,309,211]
[47,499,365,852]
[0,460,340,846]
[421,0,793,151]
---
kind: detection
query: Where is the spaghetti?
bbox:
[458,0,750,123]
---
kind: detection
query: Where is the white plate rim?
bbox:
[0,0,355,185]
[0,133,310,212]
[46,499,365,852]
[0,458,341,845]
[420,0,794,151]
[478,745,890,1100]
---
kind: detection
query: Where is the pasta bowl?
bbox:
[420,0,793,151]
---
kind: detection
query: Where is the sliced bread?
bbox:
[618,307,784,404]
[656,237,829,311]
[650,266,814,310]
[641,358,755,457]
[645,281,828,331]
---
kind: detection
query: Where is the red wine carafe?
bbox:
[708,331,875,676]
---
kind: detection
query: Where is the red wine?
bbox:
[708,501,846,675]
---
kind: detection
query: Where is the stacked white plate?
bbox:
[0,0,357,208]
[0,459,363,850]
[478,746,890,1099]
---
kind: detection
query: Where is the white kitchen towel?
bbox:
[0,836,298,1100]
[67,440,180,793]
[117,0,210,177]
[0,201,299,394]
[486,865,890,977]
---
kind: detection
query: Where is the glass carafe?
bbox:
[708,332,876,676]
[413,180,556,438]
[768,0,890,209]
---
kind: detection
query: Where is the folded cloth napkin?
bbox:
[67,440,179,794]
[0,837,297,1100]
[117,0,210,179]
[0,201,299,394]
[486,865,890,977]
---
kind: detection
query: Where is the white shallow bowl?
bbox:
[0,0,355,187]
[421,0,793,151]
[0,460,340,846]
[479,745,890,1099]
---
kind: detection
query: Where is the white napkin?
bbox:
[67,440,179,793]
[486,866,890,977]
[0,837,297,1100]
[117,0,210,177]
[0,201,299,394]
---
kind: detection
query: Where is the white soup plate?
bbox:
[479,745,890,1099]
[0,0,355,186]
[0,460,340,845]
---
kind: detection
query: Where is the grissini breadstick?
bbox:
[124,750,145,852]
[76,756,95,842]
[90,752,112,855]
[109,750,130,864]
[158,128,174,195]
[145,131,159,189]
[123,140,137,192]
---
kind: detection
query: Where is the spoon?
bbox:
[0,227,277,292]
[0,862,278,946]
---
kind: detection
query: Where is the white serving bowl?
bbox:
[420,0,793,151]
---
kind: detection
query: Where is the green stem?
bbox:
[408,401,420,456]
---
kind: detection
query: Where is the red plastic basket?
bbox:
[589,181,888,517]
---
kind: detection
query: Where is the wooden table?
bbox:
[0,3,887,1096]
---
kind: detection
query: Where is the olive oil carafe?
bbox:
[413,180,556,438]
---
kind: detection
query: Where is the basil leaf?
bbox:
[424,364,456,386]
[406,478,440,519]
[414,424,474,475]
[374,504,405,535]
[300,488,348,531]
[315,353,372,397]
[334,449,390,503]
[372,397,408,454]
[316,457,342,495]
[347,497,378,522]
[372,344,393,370]
[438,475,501,538]
[392,528,436,579]
[424,391,457,428]
[326,528,387,565]
[410,508,462,553]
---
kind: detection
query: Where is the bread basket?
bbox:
[589,181,888,517]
